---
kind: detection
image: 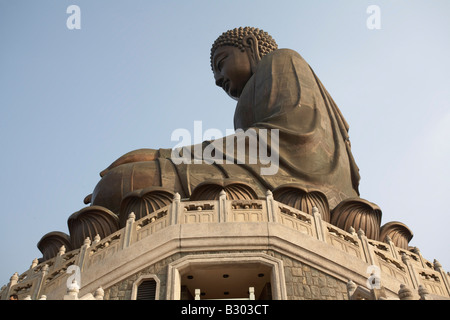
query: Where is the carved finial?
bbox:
[174,192,181,201]
[10,272,19,283]
[23,295,32,300]
[348,226,356,234]
[398,284,414,300]
[357,228,365,237]
[68,278,80,293]
[412,246,420,254]
[59,245,66,256]
[83,237,91,247]
[418,285,430,300]
[219,189,226,197]
[30,258,39,269]
[401,252,409,263]
[312,206,319,215]
[93,234,101,245]
[384,235,392,243]
[266,190,273,197]
[433,259,442,270]
[39,295,47,300]
[94,287,104,300]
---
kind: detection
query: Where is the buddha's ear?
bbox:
[243,34,260,72]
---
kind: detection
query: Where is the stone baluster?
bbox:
[265,190,278,223]
[170,193,181,225]
[64,278,80,300]
[401,253,419,289]
[358,229,376,266]
[122,213,135,249]
[94,287,104,300]
[218,189,227,223]
[30,258,39,269]
[312,207,326,242]
[411,247,427,268]
[398,284,414,300]
[433,259,450,296]
[33,264,49,300]
[54,245,66,269]
[92,234,101,246]
[77,237,91,272]
[195,288,201,300]
[384,236,399,260]
[6,272,19,299]
[418,284,430,300]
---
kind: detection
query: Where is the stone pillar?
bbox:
[265,190,278,223]
[433,259,450,296]
[122,212,135,249]
[218,189,227,223]
[358,229,376,266]
[402,253,419,289]
[418,284,430,300]
[94,287,105,300]
[64,278,80,300]
[170,193,181,225]
[77,237,91,272]
[6,272,19,299]
[54,245,66,269]
[385,236,399,260]
[32,264,49,300]
[312,207,326,242]
[398,284,414,300]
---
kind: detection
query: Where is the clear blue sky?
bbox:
[1,0,449,287]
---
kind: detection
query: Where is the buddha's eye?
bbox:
[217,56,226,72]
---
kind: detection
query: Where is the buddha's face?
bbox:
[212,46,253,100]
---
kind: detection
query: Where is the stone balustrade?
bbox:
[1,191,449,300]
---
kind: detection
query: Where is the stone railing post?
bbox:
[398,284,414,300]
[6,272,19,299]
[433,259,450,296]
[170,193,181,225]
[94,287,104,300]
[411,247,427,268]
[312,207,326,242]
[64,278,80,300]
[265,190,278,223]
[384,236,399,260]
[218,190,227,223]
[357,229,376,266]
[53,245,66,269]
[402,253,419,289]
[122,212,136,249]
[77,237,91,272]
[32,264,49,300]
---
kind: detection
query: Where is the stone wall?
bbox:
[104,253,182,300]
[102,250,348,300]
[274,252,348,300]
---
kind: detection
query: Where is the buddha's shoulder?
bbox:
[267,48,303,59]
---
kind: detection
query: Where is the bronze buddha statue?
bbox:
[38,27,413,260]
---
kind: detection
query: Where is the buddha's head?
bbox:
[210,27,278,100]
